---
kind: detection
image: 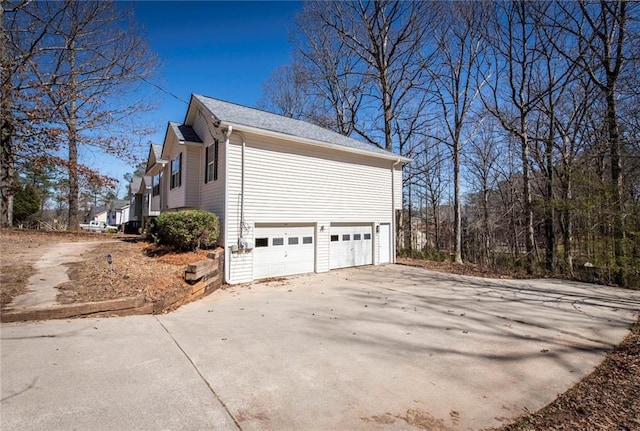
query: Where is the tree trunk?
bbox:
[521,131,535,273]
[0,3,14,228]
[67,40,80,231]
[482,187,490,266]
[606,89,624,273]
[544,137,556,273]
[453,139,462,264]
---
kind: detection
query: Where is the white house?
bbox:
[107,200,130,226]
[143,94,410,284]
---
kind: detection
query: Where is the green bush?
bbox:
[155,210,219,251]
[145,216,160,242]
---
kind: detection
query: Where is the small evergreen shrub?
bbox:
[145,216,160,242]
[155,210,220,251]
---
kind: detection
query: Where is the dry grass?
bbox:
[0,229,106,306]
[0,229,214,307]
[397,257,531,279]
[57,240,212,304]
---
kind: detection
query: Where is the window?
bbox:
[152,173,160,196]
[354,234,361,240]
[342,234,350,241]
[255,238,268,247]
[330,235,339,242]
[170,153,182,189]
[273,237,284,246]
[288,237,299,245]
[364,233,371,240]
[303,236,313,244]
[205,139,219,183]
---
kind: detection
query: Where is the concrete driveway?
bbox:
[2,265,639,430]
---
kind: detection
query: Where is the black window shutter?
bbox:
[214,139,219,181]
[205,146,209,184]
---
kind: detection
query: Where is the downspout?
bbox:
[223,126,247,283]
[224,126,233,283]
[391,159,402,264]
[224,125,246,240]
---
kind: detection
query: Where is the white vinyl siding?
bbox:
[185,146,201,208]
[166,145,202,209]
[226,134,397,283]
[394,165,403,210]
[196,113,226,246]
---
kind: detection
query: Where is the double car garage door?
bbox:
[253,224,384,279]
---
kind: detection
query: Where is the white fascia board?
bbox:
[221,121,412,164]
[145,160,168,176]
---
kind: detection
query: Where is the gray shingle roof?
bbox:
[130,176,143,194]
[169,121,202,143]
[109,200,130,211]
[151,144,163,160]
[194,94,402,159]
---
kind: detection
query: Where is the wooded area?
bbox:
[260,0,640,287]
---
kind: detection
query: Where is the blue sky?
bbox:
[98,1,302,195]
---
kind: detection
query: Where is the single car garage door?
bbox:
[330,224,373,269]
[253,225,315,279]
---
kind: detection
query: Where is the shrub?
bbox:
[145,216,160,242]
[155,210,219,251]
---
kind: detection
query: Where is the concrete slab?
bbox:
[0,315,238,431]
[1,265,638,430]
[158,265,640,430]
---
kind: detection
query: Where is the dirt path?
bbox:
[6,241,112,310]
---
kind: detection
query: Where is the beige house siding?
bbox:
[185,146,201,208]
[194,113,226,246]
[226,133,398,284]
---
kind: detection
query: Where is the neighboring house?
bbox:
[85,205,107,224]
[143,94,410,284]
[128,176,144,222]
[107,200,130,226]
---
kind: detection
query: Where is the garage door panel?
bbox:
[254,225,314,279]
[330,225,372,269]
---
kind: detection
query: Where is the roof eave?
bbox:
[221,121,412,164]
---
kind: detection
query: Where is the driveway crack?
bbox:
[155,316,242,431]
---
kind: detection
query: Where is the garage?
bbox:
[329,224,373,269]
[253,225,315,279]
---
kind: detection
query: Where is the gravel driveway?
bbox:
[2,264,639,430]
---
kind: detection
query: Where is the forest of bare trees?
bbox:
[260,0,640,288]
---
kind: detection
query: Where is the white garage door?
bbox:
[330,225,373,269]
[253,225,315,279]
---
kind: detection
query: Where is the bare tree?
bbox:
[428,1,488,264]
[0,0,72,227]
[20,1,157,230]
[290,4,366,135]
[294,0,435,153]
[257,64,309,120]
[464,117,501,265]
[548,1,636,278]
[481,0,549,273]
